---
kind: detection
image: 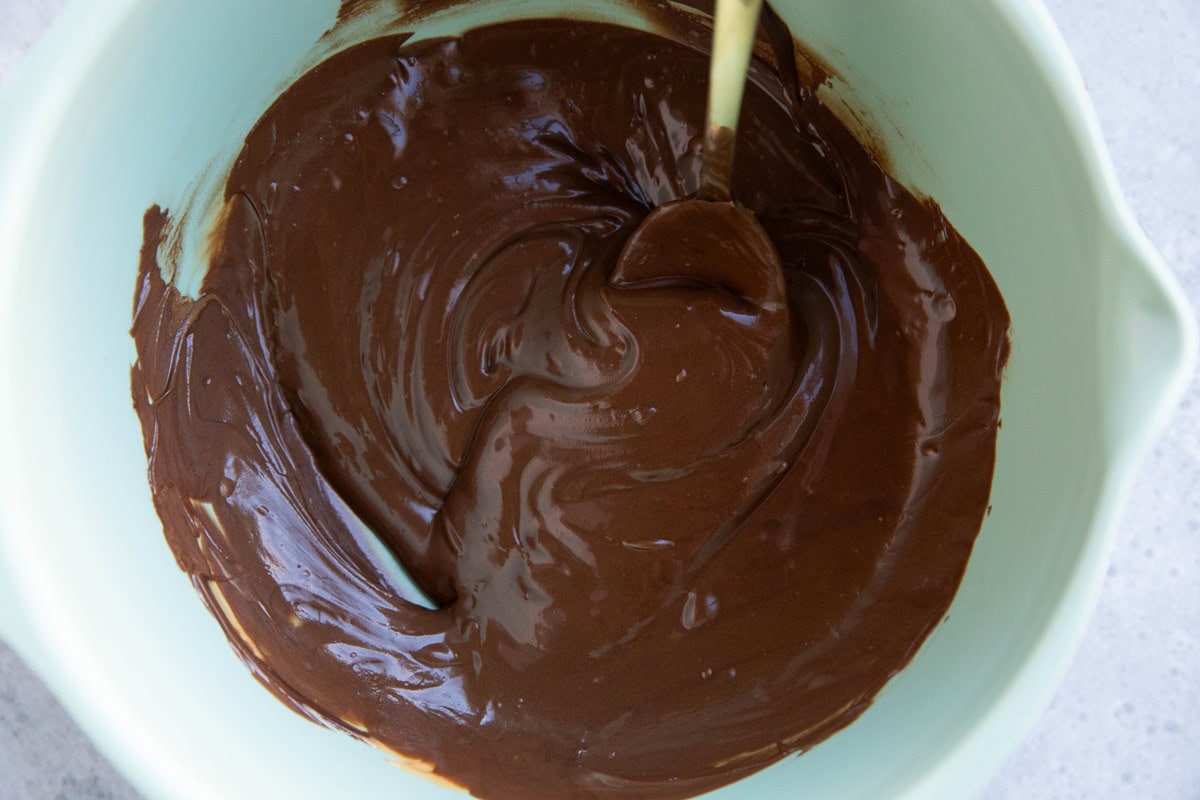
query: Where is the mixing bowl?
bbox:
[0,1,1194,798]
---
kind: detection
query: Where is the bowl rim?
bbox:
[0,1,1194,798]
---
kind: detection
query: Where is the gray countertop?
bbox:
[1,1,1197,798]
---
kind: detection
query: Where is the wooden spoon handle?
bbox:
[698,0,765,202]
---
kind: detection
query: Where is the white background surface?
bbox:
[1,1,1197,798]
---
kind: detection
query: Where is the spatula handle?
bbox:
[699,0,765,202]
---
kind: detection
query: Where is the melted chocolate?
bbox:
[131,9,1009,799]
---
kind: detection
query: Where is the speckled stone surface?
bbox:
[0,1,1197,798]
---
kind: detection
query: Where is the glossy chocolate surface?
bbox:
[132,9,1009,798]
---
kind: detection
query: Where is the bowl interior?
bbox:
[0,1,1190,799]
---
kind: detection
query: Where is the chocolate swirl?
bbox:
[132,12,1009,800]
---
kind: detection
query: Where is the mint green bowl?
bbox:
[0,1,1194,798]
